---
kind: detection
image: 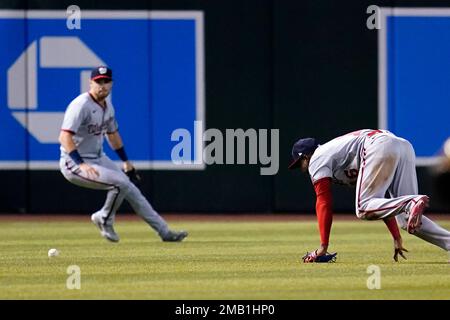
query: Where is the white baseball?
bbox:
[48,248,59,257]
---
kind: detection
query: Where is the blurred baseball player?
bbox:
[289,129,450,262]
[431,137,450,208]
[59,66,188,243]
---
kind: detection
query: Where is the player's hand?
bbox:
[303,244,329,262]
[393,238,408,262]
[315,244,328,257]
[123,166,142,187]
[123,161,134,172]
[79,163,100,179]
[302,244,337,263]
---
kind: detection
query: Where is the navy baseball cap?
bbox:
[288,138,319,170]
[91,66,113,81]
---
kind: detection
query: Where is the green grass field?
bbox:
[0,217,449,299]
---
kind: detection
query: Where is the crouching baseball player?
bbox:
[59,66,188,243]
[289,129,450,262]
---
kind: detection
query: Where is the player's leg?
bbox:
[355,135,418,220]
[60,157,127,241]
[61,157,186,241]
[395,214,450,251]
[121,182,172,237]
[100,157,186,241]
[63,158,127,222]
[389,141,450,251]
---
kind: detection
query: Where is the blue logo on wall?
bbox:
[0,10,205,169]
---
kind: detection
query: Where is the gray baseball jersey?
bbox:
[308,129,374,186]
[60,92,118,158]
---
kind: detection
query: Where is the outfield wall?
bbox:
[1,0,449,213]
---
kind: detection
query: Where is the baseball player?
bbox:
[59,66,188,243]
[431,137,450,208]
[289,129,450,262]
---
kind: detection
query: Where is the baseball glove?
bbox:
[124,168,142,187]
[302,250,337,263]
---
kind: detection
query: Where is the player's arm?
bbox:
[59,130,78,154]
[313,177,334,255]
[106,131,133,172]
[383,217,408,261]
[59,130,99,178]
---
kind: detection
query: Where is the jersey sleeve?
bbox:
[106,105,119,134]
[313,177,333,246]
[61,102,87,134]
[308,155,333,183]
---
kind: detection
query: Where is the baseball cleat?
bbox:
[161,230,188,242]
[407,196,429,234]
[91,213,120,242]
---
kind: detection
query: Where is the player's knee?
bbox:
[119,178,141,196]
[361,213,377,220]
[356,208,377,220]
[356,208,367,220]
[119,178,132,190]
[355,209,364,220]
[111,177,133,193]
